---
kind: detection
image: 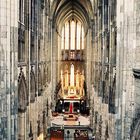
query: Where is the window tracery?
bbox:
[61,19,84,51]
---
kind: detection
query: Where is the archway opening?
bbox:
[51,0,93,117]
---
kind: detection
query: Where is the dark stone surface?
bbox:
[133,69,140,79]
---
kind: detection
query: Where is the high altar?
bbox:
[60,64,85,99]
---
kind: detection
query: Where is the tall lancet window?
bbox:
[65,22,69,50]
[18,0,25,62]
[71,21,76,50]
[19,0,24,23]
[77,22,81,50]
[61,27,64,50]
[61,19,84,50]
[81,27,84,49]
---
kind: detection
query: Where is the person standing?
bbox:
[67,130,70,138]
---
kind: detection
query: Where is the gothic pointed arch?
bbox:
[18,68,27,112]
[51,0,93,30]
[30,66,36,103]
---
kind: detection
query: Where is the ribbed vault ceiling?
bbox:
[51,0,94,32]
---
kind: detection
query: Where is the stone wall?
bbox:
[116,0,140,139]
[17,0,52,139]
[0,0,52,139]
[0,0,18,139]
[91,0,116,139]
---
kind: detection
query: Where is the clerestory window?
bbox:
[61,19,84,51]
[19,0,25,23]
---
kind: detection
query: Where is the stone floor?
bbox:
[51,114,90,126]
[46,114,92,140]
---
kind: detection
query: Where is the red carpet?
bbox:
[50,138,63,140]
[50,130,64,140]
[69,102,73,113]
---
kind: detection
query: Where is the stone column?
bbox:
[51,22,57,110]
[18,112,27,140]
[86,28,92,104]
[116,0,136,139]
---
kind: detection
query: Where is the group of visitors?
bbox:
[65,129,96,140]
